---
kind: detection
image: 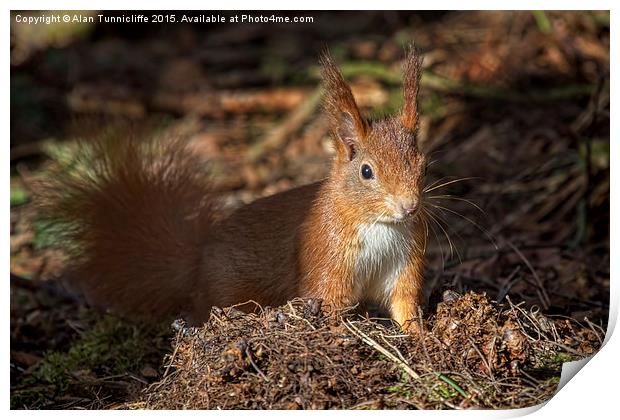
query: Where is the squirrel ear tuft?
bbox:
[320,49,367,161]
[401,44,423,132]
[335,111,359,160]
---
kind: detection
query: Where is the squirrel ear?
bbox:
[401,44,423,132]
[320,50,367,161]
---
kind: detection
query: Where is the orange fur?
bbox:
[389,226,427,333]
[36,46,429,330]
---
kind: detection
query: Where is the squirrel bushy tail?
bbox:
[35,125,215,320]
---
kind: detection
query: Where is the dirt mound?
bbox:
[130,293,600,409]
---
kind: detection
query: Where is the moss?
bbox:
[552,352,574,365]
[546,376,561,387]
[10,186,29,206]
[534,350,579,372]
[386,384,413,399]
[433,383,459,399]
[35,316,167,383]
[12,315,171,408]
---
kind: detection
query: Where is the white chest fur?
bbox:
[355,222,410,303]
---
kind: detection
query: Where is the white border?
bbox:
[5,3,616,419]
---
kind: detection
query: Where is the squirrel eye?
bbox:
[361,164,374,180]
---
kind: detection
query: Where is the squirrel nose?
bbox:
[400,198,418,216]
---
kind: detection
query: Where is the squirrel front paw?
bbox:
[391,299,424,335]
[400,318,424,335]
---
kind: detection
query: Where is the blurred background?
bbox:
[10,11,609,408]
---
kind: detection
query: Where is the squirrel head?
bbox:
[320,45,426,224]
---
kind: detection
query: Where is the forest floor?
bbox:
[10,11,609,409]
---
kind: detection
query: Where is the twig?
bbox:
[245,347,269,382]
[583,318,604,346]
[506,242,551,309]
[467,337,496,384]
[342,319,420,379]
[247,87,323,162]
[162,329,183,378]
[339,62,595,102]
[496,266,522,303]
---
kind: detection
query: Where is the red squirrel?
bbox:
[36,46,428,332]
